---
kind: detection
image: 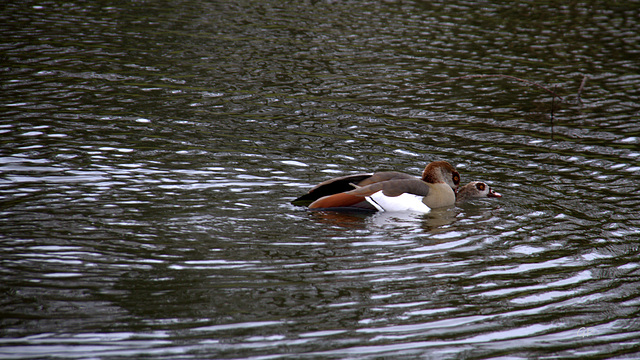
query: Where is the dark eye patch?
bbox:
[476,182,486,191]
[452,172,460,184]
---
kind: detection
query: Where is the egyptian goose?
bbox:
[456,181,502,203]
[292,161,460,213]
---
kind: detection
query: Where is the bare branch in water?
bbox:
[425,74,570,141]
[424,74,594,141]
[577,75,588,105]
[425,74,564,101]
[550,86,557,141]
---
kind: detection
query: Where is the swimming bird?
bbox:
[456,181,502,203]
[292,161,460,213]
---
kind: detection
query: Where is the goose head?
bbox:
[456,181,502,203]
[421,161,460,191]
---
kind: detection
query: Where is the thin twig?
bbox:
[550,87,556,141]
[577,75,588,105]
[425,74,564,101]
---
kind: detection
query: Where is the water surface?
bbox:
[1,0,640,359]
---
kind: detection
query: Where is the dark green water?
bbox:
[1,1,639,359]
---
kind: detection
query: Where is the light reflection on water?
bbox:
[2,0,640,359]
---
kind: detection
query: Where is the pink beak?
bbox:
[488,188,502,198]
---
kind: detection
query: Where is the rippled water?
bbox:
[2,0,640,359]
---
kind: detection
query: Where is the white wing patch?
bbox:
[365,191,432,213]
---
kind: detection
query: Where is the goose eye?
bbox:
[452,173,460,185]
[476,183,485,191]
